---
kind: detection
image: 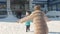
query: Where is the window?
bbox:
[0,2,7,9]
[49,6,52,11]
[0,10,7,18]
[52,0,57,1]
[0,11,7,15]
[36,4,44,8]
[41,4,44,8]
[47,15,55,18]
[57,4,60,11]
[0,2,7,18]
[52,5,56,11]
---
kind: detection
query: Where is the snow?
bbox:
[0,21,60,34]
[0,11,60,34]
[0,15,18,22]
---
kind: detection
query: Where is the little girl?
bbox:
[25,11,31,32]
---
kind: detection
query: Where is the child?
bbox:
[25,11,31,32]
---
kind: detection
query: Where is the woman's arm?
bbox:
[18,12,35,23]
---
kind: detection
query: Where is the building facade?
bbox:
[0,0,29,18]
[48,0,60,11]
[0,0,7,18]
[0,0,60,18]
[29,0,60,12]
[29,0,48,12]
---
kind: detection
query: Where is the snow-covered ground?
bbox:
[0,21,60,34]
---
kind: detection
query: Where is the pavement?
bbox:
[0,21,60,34]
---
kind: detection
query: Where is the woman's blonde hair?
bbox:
[34,5,41,10]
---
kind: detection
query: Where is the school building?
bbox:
[0,0,60,18]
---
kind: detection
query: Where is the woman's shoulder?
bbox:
[32,11,42,15]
